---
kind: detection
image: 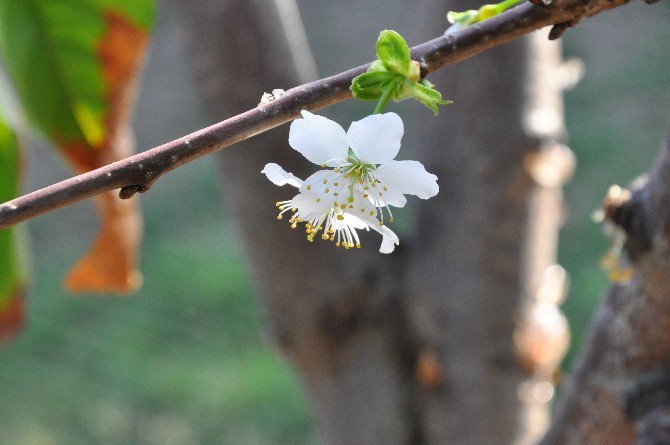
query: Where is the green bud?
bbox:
[367,59,389,74]
[351,71,402,101]
[351,29,452,114]
[376,30,411,77]
[447,9,479,26]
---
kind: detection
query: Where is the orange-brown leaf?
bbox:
[63,10,149,294]
[0,287,24,342]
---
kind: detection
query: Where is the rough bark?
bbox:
[542,135,670,445]
[171,0,570,443]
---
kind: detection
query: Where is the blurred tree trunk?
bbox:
[171,0,570,443]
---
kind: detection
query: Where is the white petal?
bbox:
[342,213,370,230]
[262,163,303,188]
[348,190,379,222]
[290,191,330,220]
[288,111,349,166]
[378,225,400,254]
[346,112,404,164]
[347,190,399,253]
[375,160,439,199]
[376,188,407,208]
[299,169,346,195]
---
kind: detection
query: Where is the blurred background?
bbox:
[0,0,669,443]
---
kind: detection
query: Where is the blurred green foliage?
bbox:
[0,2,667,444]
[0,0,155,149]
[0,161,313,444]
[0,111,22,310]
[560,3,670,367]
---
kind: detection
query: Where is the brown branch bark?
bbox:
[0,0,638,229]
[542,133,670,444]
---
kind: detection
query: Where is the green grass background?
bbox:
[0,2,669,444]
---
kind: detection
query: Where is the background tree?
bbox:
[0,0,668,444]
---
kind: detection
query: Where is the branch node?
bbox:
[528,0,553,7]
[119,185,142,200]
[548,21,575,40]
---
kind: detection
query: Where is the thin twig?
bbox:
[0,0,635,229]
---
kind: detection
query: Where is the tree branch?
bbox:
[0,0,637,229]
[541,132,670,444]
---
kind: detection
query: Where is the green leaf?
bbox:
[447,0,523,28]
[400,80,453,115]
[351,71,401,101]
[0,0,154,295]
[376,30,411,77]
[0,0,155,153]
[0,111,23,313]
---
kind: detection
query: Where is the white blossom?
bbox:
[262,111,439,253]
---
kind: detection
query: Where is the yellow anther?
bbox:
[379,192,383,196]
[316,198,321,202]
[364,186,369,190]
[363,194,369,198]
[379,222,384,226]
[389,217,395,223]
[330,235,335,241]
[334,192,338,197]
[334,168,340,173]
[369,211,374,216]
[325,188,330,193]
[334,182,339,186]
[340,204,346,209]
[358,178,363,184]
[383,186,388,191]
[337,214,344,220]
[275,202,281,207]
[343,173,350,178]
[306,185,311,191]
[321,163,327,168]
[322,234,329,240]
[356,243,361,249]
[336,242,341,247]
[277,215,283,220]
[360,208,365,212]
[371,182,376,187]
[328,228,334,234]
[348,197,354,203]
[291,223,297,229]
[349,205,353,208]
[323,179,328,184]
[334,201,339,207]
[292,208,297,212]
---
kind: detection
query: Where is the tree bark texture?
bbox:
[171,0,571,443]
[542,135,670,445]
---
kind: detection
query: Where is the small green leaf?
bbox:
[376,30,411,77]
[367,59,388,74]
[351,71,401,101]
[0,111,24,316]
[447,9,479,26]
[447,0,523,28]
[400,80,452,115]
